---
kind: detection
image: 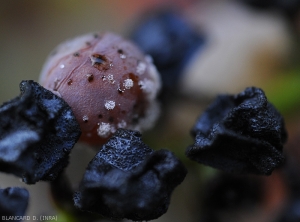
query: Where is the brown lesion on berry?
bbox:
[86,74,94,82]
[90,54,110,70]
[67,79,73,85]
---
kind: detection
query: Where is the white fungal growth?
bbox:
[97,122,111,138]
[123,78,134,89]
[136,61,146,75]
[145,55,161,98]
[145,55,153,63]
[82,115,89,122]
[105,100,115,110]
[132,100,160,132]
[107,74,113,80]
[138,79,156,98]
[107,74,115,84]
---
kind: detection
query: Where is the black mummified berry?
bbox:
[0,187,29,219]
[0,80,81,184]
[74,129,187,221]
[186,87,287,175]
[131,10,205,91]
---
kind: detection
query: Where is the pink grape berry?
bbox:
[39,32,161,146]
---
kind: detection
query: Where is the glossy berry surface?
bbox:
[39,32,161,146]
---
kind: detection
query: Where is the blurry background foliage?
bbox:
[1,0,300,222]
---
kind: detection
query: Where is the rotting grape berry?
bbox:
[39,32,161,146]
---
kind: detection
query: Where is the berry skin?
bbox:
[39,32,161,146]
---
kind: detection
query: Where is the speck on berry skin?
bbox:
[39,32,161,146]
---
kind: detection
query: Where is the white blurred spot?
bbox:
[117,120,127,128]
[136,61,146,75]
[97,122,111,138]
[120,54,126,59]
[105,100,115,110]
[82,115,89,122]
[123,79,134,89]
[107,74,115,84]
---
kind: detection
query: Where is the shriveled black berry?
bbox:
[74,129,187,221]
[0,187,29,219]
[186,87,287,175]
[0,80,81,184]
[131,10,205,90]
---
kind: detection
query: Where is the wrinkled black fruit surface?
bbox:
[0,80,81,184]
[74,129,187,221]
[131,10,205,90]
[186,87,287,175]
[0,187,29,220]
